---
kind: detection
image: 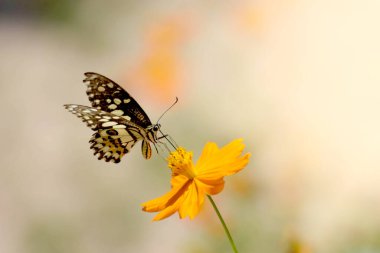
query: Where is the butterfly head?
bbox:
[153,123,161,132]
[146,123,161,142]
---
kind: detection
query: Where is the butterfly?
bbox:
[64,72,162,163]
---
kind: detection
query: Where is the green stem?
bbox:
[207,195,239,253]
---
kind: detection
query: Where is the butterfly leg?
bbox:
[157,140,172,153]
[166,134,178,148]
[153,142,172,162]
[157,134,168,140]
[157,131,178,149]
[152,142,160,154]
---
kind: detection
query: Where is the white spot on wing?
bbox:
[108,104,117,110]
[111,110,124,116]
[94,143,103,149]
[102,121,118,127]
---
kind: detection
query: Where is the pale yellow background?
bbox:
[0,1,379,252]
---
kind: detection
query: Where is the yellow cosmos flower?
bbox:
[142,139,251,221]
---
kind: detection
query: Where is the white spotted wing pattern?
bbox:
[84,72,152,128]
[64,73,161,163]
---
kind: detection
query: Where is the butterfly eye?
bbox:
[153,125,160,131]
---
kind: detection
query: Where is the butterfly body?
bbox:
[64,72,160,163]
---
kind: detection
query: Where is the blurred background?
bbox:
[0,0,380,252]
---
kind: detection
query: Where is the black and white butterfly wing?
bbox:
[64,104,150,163]
[83,72,152,128]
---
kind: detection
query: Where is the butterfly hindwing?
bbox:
[89,130,136,163]
[64,104,149,163]
[83,72,152,128]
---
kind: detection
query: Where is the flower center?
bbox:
[167,147,197,179]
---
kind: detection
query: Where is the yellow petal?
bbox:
[214,139,246,167]
[178,182,205,219]
[194,142,219,174]
[152,194,185,221]
[142,175,190,213]
[200,153,251,179]
[222,153,251,175]
[170,174,188,187]
[195,178,225,195]
[197,139,250,178]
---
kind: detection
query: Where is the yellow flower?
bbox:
[142,139,251,221]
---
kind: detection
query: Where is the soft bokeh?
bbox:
[1,1,379,252]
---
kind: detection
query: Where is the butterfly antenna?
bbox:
[156,97,178,124]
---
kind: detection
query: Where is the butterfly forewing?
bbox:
[83,72,152,128]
